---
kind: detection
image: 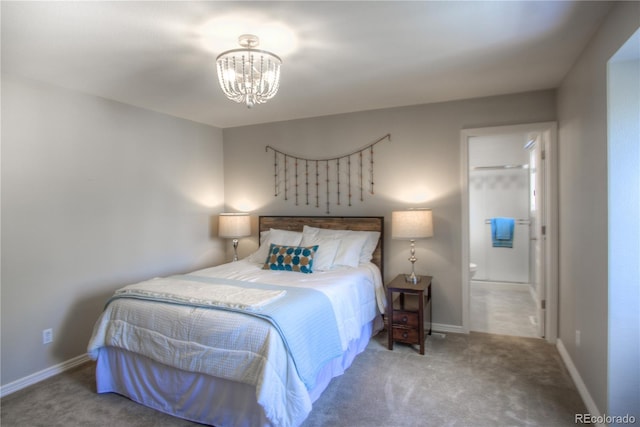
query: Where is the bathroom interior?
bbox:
[468,131,542,338]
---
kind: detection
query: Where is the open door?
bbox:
[527,133,546,337]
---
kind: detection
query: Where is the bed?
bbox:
[87,216,386,427]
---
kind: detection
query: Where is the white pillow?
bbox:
[333,232,369,267]
[302,225,349,239]
[357,231,381,263]
[303,226,368,268]
[299,235,341,271]
[246,228,303,263]
[302,225,379,264]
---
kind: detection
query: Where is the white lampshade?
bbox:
[218,213,251,238]
[392,209,434,240]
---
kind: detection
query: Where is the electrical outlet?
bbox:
[575,330,581,347]
[43,328,53,344]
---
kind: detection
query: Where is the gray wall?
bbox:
[223,90,556,329]
[557,1,639,416]
[1,75,226,385]
[608,55,640,421]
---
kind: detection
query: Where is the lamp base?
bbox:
[405,272,421,284]
[232,239,239,262]
[406,248,421,284]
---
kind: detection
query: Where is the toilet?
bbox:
[470,263,477,278]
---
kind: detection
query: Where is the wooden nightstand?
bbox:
[386,274,432,355]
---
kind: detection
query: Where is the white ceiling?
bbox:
[2,1,613,128]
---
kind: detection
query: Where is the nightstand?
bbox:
[386,274,432,355]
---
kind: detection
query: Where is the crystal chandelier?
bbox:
[216,34,282,108]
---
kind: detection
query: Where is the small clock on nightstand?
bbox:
[386,274,432,355]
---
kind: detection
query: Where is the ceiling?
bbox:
[1,1,614,129]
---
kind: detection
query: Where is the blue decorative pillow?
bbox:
[262,243,319,274]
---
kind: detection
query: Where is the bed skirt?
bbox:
[95,317,381,427]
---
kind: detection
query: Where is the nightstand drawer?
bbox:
[392,326,419,343]
[392,310,419,328]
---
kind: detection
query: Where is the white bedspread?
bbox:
[87,260,386,427]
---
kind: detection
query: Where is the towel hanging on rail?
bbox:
[484,218,530,225]
[491,217,515,248]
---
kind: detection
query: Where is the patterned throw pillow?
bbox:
[262,244,319,274]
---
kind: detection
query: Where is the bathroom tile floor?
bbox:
[471,281,539,338]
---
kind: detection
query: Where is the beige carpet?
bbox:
[1,331,586,426]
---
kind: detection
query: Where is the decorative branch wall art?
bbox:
[265,134,390,214]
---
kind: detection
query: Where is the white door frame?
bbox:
[460,122,558,343]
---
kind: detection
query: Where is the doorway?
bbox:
[461,123,558,342]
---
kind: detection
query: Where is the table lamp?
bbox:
[218,213,251,261]
[392,209,434,283]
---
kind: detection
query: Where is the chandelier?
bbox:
[216,34,282,108]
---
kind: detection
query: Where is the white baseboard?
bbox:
[556,339,605,427]
[432,323,465,334]
[0,353,91,398]
[471,280,530,292]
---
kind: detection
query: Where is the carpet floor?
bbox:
[1,331,586,426]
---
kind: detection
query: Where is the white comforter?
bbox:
[87,260,386,427]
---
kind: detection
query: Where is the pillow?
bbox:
[246,228,303,263]
[357,231,381,263]
[332,232,369,267]
[299,235,341,270]
[302,225,379,265]
[262,244,318,274]
[303,225,346,238]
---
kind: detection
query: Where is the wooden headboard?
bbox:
[259,216,384,277]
